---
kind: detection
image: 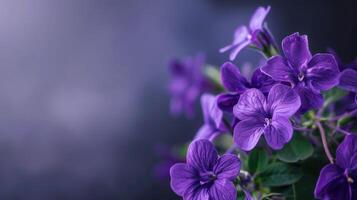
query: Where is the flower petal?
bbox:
[200,94,223,128]
[229,40,251,61]
[170,163,198,196]
[221,62,250,93]
[183,187,209,200]
[314,164,349,200]
[187,139,218,171]
[217,93,240,113]
[267,84,301,117]
[209,179,237,200]
[219,26,249,53]
[195,124,219,141]
[336,135,357,169]
[282,33,311,69]
[261,55,296,82]
[233,88,266,119]
[295,85,323,112]
[214,154,240,180]
[306,53,340,91]
[250,67,276,93]
[339,69,357,93]
[233,118,265,151]
[249,6,271,31]
[264,116,293,150]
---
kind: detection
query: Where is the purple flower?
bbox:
[328,48,357,71]
[169,54,211,118]
[195,94,228,141]
[233,84,301,151]
[217,62,276,112]
[220,6,275,61]
[261,33,340,112]
[314,135,357,200]
[339,69,357,104]
[170,139,240,200]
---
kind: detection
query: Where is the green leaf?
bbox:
[204,65,223,90]
[277,133,314,163]
[248,147,268,174]
[257,162,303,187]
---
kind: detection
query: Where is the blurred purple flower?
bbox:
[170,139,240,200]
[195,94,228,141]
[261,33,340,112]
[328,48,357,71]
[233,84,301,151]
[220,6,275,61]
[339,69,357,104]
[314,135,357,200]
[169,54,211,118]
[154,144,184,181]
[217,62,276,112]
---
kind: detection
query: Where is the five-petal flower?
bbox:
[170,139,241,200]
[233,84,301,151]
[315,135,357,200]
[220,6,274,61]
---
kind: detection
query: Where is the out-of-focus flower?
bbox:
[233,84,301,151]
[217,62,276,112]
[328,48,357,71]
[195,94,228,141]
[261,33,340,112]
[170,139,240,200]
[169,54,211,118]
[154,144,184,181]
[220,6,276,61]
[314,135,357,200]
[339,69,357,104]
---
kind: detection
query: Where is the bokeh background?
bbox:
[0,0,356,199]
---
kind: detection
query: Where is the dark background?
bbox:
[0,0,356,199]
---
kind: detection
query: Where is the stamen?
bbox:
[298,72,305,81]
[264,118,272,127]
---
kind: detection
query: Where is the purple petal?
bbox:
[267,84,301,117]
[282,33,312,69]
[221,62,250,93]
[261,55,296,82]
[217,93,240,112]
[183,187,209,200]
[250,67,276,93]
[213,154,240,180]
[170,163,198,196]
[229,40,251,61]
[314,164,349,200]
[264,116,293,150]
[336,135,357,169]
[243,189,254,200]
[187,140,218,171]
[209,179,237,200]
[295,85,323,112]
[195,124,219,141]
[200,94,223,128]
[339,69,357,93]
[306,53,340,91]
[220,26,249,53]
[249,6,271,31]
[169,59,187,76]
[233,88,266,119]
[233,117,265,151]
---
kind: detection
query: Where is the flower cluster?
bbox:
[166,6,357,200]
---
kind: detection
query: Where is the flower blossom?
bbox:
[170,139,240,200]
[220,6,275,61]
[169,54,211,118]
[195,94,228,141]
[217,62,276,112]
[314,135,357,200]
[233,84,301,151]
[339,69,357,104]
[261,33,340,112]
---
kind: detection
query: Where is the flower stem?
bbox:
[328,108,357,121]
[315,121,334,164]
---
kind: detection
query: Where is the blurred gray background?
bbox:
[0,0,356,199]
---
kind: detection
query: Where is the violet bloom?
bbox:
[195,94,228,141]
[314,135,357,200]
[233,84,301,151]
[261,33,340,112]
[220,6,275,61]
[339,69,357,104]
[169,54,211,118]
[170,139,240,200]
[217,62,276,112]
